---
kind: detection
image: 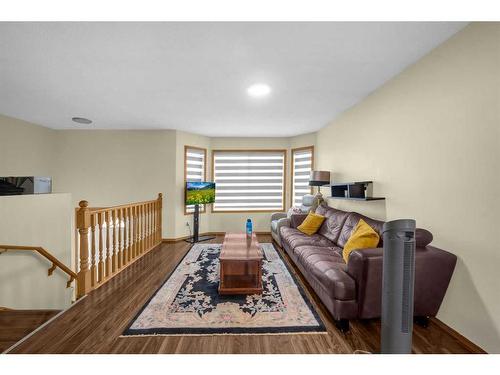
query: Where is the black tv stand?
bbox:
[185,235,215,244]
[184,204,215,244]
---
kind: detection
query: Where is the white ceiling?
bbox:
[0,22,467,137]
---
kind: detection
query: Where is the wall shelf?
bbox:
[328,196,385,201]
[328,181,385,201]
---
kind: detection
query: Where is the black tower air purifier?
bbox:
[381,219,416,354]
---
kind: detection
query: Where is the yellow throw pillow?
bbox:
[342,219,380,263]
[297,212,326,236]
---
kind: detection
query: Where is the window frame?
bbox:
[290,145,314,208]
[184,145,208,215]
[211,149,287,213]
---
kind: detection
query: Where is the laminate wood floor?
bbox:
[0,309,60,353]
[6,235,483,354]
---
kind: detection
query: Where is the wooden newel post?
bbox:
[76,200,92,298]
[158,193,163,243]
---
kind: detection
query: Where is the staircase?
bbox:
[0,308,60,352]
[0,194,164,352]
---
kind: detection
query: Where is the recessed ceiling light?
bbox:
[72,117,92,125]
[247,83,271,98]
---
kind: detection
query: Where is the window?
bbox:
[291,146,314,206]
[184,146,207,214]
[213,150,286,212]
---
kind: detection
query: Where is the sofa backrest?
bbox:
[315,204,432,250]
[315,204,350,244]
[337,212,385,248]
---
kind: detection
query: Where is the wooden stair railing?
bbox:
[0,245,77,288]
[75,193,163,298]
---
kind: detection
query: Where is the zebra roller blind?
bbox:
[185,146,206,213]
[213,150,286,212]
[292,147,313,206]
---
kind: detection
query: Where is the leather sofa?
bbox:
[278,204,457,331]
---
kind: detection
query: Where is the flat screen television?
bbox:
[185,181,216,205]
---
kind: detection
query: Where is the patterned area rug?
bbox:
[123,243,326,336]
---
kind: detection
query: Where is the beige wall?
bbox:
[0,114,56,177]
[316,23,500,353]
[0,193,74,309]
[0,117,178,237]
[289,132,316,150]
[53,129,177,238]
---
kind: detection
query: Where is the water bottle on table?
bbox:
[246,218,253,237]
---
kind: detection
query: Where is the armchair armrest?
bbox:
[290,213,308,228]
[271,212,287,221]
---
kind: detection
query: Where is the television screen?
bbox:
[185,181,216,205]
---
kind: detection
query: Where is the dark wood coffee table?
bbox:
[218,232,263,295]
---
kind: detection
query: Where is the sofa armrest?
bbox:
[290,213,308,228]
[276,217,291,232]
[411,245,457,317]
[271,212,287,221]
[346,248,383,282]
[346,245,457,319]
[346,248,384,319]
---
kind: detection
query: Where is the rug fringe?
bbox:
[120,331,328,338]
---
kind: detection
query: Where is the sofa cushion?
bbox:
[294,246,355,300]
[290,213,309,228]
[294,245,344,265]
[287,206,303,218]
[315,205,351,244]
[279,227,334,250]
[280,226,297,237]
[337,212,384,248]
